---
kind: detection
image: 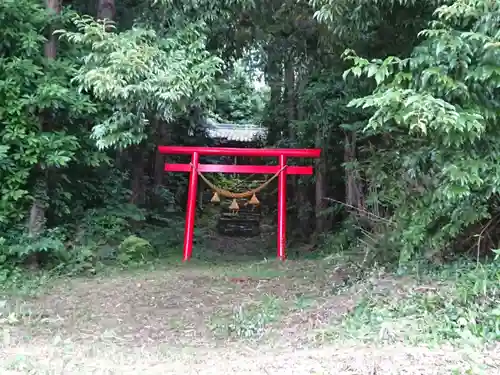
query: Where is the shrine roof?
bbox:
[205,118,267,142]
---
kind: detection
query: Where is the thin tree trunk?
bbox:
[26,0,61,268]
[44,0,60,58]
[153,119,168,206]
[263,46,283,145]
[344,131,364,217]
[130,146,146,205]
[284,59,296,137]
[315,128,327,234]
[97,0,115,20]
[284,58,297,205]
[296,68,311,237]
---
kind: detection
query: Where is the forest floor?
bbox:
[0,232,498,374]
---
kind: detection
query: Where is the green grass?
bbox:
[318,261,499,348]
[209,294,283,339]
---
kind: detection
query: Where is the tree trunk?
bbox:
[27,0,61,268]
[284,58,297,204]
[284,59,296,137]
[296,68,311,237]
[44,0,60,58]
[153,119,169,207]
[263,46,283,145]
[130,146,146,205]
[97,0,115,20]
[315,128,327,234]
[344,131,364,217]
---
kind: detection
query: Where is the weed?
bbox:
[211,295,282,339]
[0,268,52,298]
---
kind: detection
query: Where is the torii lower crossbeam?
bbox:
[158,146,321,261]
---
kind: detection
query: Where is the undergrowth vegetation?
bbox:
[335,261,499,345]
[204,259,498,349]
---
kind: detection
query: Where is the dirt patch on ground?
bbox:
[0,260,498,374]
[2,261,347,347]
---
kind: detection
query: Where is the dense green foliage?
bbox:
[343,1,500,265]
[0,0,498,307]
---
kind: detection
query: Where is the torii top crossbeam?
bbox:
[158,146,321,158]
[159,145,321,261]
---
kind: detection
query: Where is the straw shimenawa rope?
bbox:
[190,163,287,199]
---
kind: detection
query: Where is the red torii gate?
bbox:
[158,146,321,261]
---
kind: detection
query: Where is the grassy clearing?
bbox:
[0,253,498,374]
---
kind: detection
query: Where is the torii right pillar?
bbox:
[277,154,287,260]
